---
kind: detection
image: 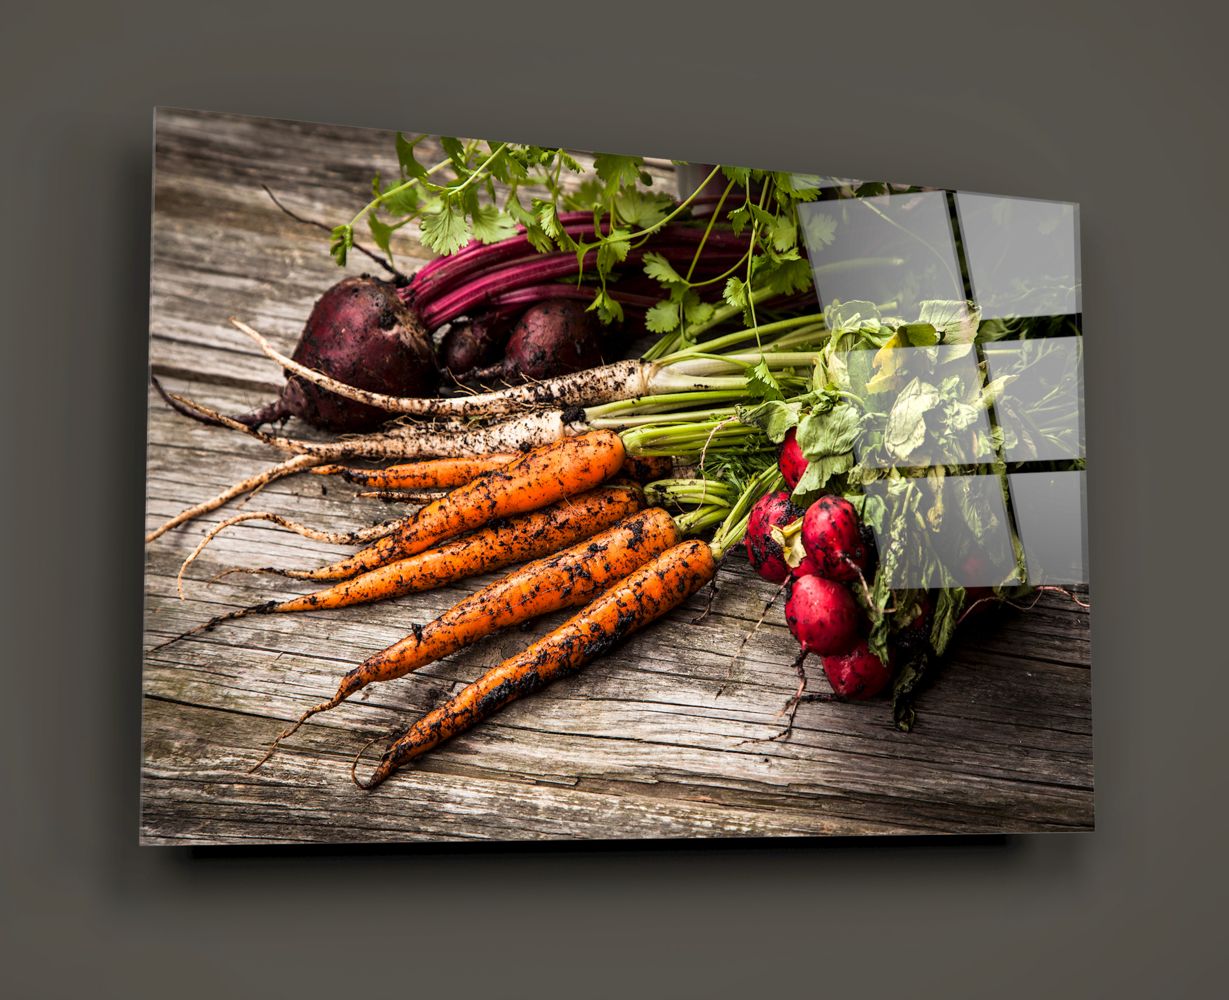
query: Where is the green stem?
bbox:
[684,179,736,282]
[658,315,825,362]
[710,466,784,558]
[643,285,780,360]
[347,152,455,230]
[584,389,747,420]
[588,406,739,430]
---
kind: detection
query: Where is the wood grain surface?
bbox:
[141,109,1094,844]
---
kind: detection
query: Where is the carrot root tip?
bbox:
[350,738,391,790]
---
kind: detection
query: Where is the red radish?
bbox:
[801,496,868,583]
[778,427,807,490]
[784,575,864,656]
[744,491,804,583]
[236,276,438,432]
[821,640,893,699]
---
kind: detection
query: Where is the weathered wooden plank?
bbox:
[141,108,1094,844]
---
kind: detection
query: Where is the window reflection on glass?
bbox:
[1008,472,1088,584]
[955,193,1081,319]
[841,345,996,469]
[983,337,1084,462]
[798,191,964,317]
[862,475,1021,589]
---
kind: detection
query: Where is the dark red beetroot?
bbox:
[821,640,893,699]
[238,276,438,433]
[463,299,607,385]
[438,311,514,378]
[744,491,804,584]
[784,575,864,656]
[801,496,869,583]
[778,427,807,491]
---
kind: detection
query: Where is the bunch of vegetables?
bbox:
[147,131,1083,788]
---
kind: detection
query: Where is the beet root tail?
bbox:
[230,396,291,430]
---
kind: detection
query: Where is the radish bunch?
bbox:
[744,460,891,701]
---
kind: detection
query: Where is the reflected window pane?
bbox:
[841,345,996,468]
[983,337,1084,462]
[799,191,964,318]
[956,193,1081,319]
[1008,471,1088,585]
[863,474,1021,589]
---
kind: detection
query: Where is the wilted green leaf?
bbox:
[329,224,353,267]
[884,378,939,461]
[795,403,862,460]
[738,400,802,443]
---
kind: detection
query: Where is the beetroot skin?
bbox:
[465,299,607,385]
[802,496,869,583]
[240,276,438,433]
[744,491,804,583]
[438,311,513,376]
[822,640,893,700]
[784,575,864,656]
[778,427,807,490]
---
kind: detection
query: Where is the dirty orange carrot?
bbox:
[150,485,644,652]
[312,454,520,489]
[313,452,670,491]
[287,429,626,583]
[254,507,682,768]
[621,454,674,483]
[353,538,717,788]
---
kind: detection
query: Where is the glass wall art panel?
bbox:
[142,110,1092,844]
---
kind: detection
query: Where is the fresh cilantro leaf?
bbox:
[597,231,630,276]
[645,299,681,333]
[593,153,645,190]
[764,257,814,297]
[682,290,715,327]
[439,136,467,171]
[773,172,822,203]
[643,252,685,287]
[470,204,518,244]
[803,210,838,248]
[367,214,394,260]
[770,213,798,252]
[420,202,471,256]
[615,188,672,228]
[395,132,428,181]
[381,182,421,217]
[723,275,749,312]
[721,165,751,185]
[587,288,624,324]
[746,360,785,401]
